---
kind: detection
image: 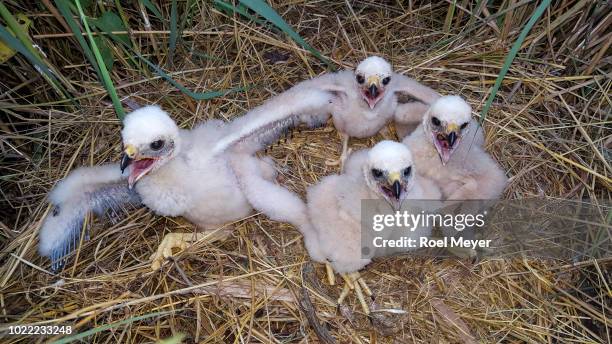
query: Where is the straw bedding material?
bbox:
[0,1,609,343]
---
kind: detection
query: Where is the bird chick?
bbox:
[303,141,441,314]
[39,91,331,271]
[402,95,507,200]
[231,141,441,314]
[288,56,439,169]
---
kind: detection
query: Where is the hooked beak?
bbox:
[120,144,157,189]
[387,172,404,210]
[447,131,457,147]
[363,76,382,109]
[368,84,378,99]
[120,144,137,173]
[120,153,133,173]
[392,180,401,200]
[433,123,462,165]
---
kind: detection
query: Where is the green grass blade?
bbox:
[0,25,69,98]
[74,0,125,119]
[0,25,52,75]
[89,10,132,72]
[0,3,50,64]
[141,0,163,20]
[213,0,272,31]
[91,11,131,47]
[479,0,551,123]
[55,0,100,75]
[57,0,136,98]
[0,3,72,97]
[465,0,487,29]
[49,311,172,344]
[179,0,197,39]
[92,35,114,71]
[136,52,249,100]
[183,40,227,62]
[103,30,248,100]
[443,0,457,33]
[238,0,333,68]
[112,1,133,45]
[168,0,178,65]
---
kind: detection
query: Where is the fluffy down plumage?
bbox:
[232,141,441,274]
[402,95,507,200]
[279,56,439,139]
[39,90,332,269]
[38,165,140,270]
[303,142,441,273]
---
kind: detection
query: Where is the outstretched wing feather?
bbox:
[211,87,334,155]
[40,182,141,270]
[391,73,440,105]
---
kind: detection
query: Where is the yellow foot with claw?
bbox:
[150,233,191,271]
[336,271,373,315]
[150,229,231,271]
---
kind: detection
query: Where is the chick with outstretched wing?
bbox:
[38,165,140,270]
[39,90,332,271]
[264,56,439,170]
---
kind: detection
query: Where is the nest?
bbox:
[0,1,609,343]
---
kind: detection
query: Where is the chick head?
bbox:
[423,95,472,165]
[354,56,392,109]
[363,140,416,211]
[120,106,180,188]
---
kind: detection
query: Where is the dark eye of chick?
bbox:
[356,74,365,84]
[150,139,165,150]
[371,168,383,178]
[382,77,390,85]
[431,117,441,126]
[460,122,468,130]
[403,166,412,177]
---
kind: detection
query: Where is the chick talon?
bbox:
[150,230,232,271]
[150,233,190,270]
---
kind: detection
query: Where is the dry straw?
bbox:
[0,1,610,343]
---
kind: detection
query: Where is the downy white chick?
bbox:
[402,95,506,200]
[287,56,439,169]
[39,90,332,271]
[231,141,441,314]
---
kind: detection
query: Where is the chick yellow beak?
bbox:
[120,144,137,173]
[446,123,459,133]
[366,75,381,96]
[433,123,462,165]
[367,75,381,87]
[387,172,402,200]
[363,75,382,109]
[444,123,460,148]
